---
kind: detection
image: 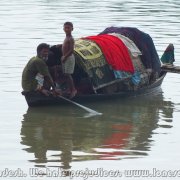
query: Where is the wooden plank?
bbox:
[161,65,180,74]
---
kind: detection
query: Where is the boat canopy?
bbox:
[74,27,163,90]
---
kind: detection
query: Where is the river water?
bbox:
[0,0,180,179]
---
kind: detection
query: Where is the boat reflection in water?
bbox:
[20,91,174,170]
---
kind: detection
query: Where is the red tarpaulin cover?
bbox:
[84,34,134,73]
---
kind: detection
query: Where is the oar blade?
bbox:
[58,95,102,116]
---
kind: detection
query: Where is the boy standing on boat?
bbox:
[22,43,59,96]
[61,22,77,98]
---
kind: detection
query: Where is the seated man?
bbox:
[46,44,64,84]
[22,43,59,96]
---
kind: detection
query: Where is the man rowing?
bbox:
[22,43,60,96]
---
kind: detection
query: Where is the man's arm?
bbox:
[35,60,55,90]
[44,76,55,90]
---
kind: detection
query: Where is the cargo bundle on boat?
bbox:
[22,27,175,107]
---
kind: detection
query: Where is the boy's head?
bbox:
[63,22,73,35]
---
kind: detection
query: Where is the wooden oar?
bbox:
[58,95,102,116]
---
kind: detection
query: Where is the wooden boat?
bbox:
[22,28,176,107]
[22,71,167,107]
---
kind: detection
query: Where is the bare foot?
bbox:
[69,89,77,99]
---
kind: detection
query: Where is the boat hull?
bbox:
[22,72,166,107]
